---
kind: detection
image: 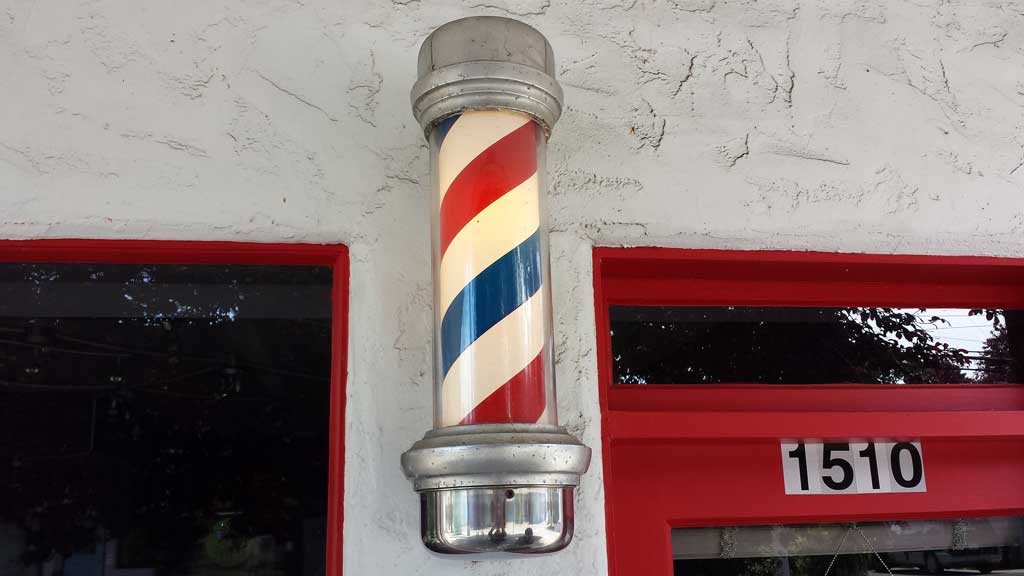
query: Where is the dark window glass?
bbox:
[674,517,1024,575]
[611,307,1024,385]
[0,263,332,576]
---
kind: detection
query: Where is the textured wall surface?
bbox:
[2,0,1023,574]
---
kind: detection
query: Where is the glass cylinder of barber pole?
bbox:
[403,16,590,556]
[429,109,557,429]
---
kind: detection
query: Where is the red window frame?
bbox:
[593,247,1024,576]
[0,239,349,576]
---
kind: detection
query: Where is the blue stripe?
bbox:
[435,114,460,148]
[440,229,542,377]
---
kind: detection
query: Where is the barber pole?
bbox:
[402,17,590,555]
[436,109,550,427]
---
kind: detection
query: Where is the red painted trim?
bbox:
[327,249,349,576]
[0,239,348,576]
[592,248,619,574]
[609,384,1024,412]
[593,247,1024,576]
[0,238,343,265]
[606,410,1024,440]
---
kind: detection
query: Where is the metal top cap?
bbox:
[411,16,564,137]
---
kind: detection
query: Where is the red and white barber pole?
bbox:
[434,109,551,428]
[402,17,591,554]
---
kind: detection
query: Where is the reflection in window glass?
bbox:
[0,264,332,576]
[674,517,1024,575]
[610,307,1024,385]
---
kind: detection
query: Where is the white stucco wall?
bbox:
[2,0,1023,574]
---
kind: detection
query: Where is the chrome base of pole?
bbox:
[420,486,574,554]
[401,424,591,554]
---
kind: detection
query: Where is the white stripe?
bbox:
[438,110,531,202]
[440,290,545,427]
[438,173,540,318]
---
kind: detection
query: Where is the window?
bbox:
[0,241,347,576]
[673,516,1024,575]
[593,248,1024,576]
[611,306,1022,386]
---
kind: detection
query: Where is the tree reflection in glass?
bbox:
[0,263,332,576]
[611,307,1023,385]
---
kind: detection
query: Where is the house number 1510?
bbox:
[780,441,926,494]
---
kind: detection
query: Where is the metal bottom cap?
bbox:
[421,486,574,554]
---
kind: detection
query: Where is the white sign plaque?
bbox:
[780,440,926,495]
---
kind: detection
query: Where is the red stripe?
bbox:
[439,121,536,257]
[459,351,546,425]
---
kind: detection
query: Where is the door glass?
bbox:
[674,517,1024,575]
[0,263,332,576]
[611,307,1024,385]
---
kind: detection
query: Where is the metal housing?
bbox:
[404,16,588,555]
[410,16,564,137]
[402,425,591,554]
[402,424,591,491]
